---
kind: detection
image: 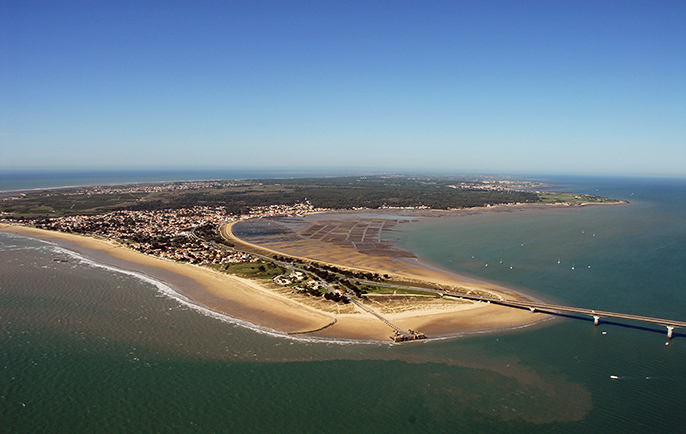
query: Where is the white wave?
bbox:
[0,232,50,252]
[3,232,386,346]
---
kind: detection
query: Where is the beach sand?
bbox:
[2,222,546,342]
[223,220,547,338]
[0,224,333,334]
[222,220,531,300]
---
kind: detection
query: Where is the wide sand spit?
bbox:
[2,218,547,342]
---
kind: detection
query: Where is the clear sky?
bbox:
[2,1,684,177]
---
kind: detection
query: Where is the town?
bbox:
[2,202,325,266]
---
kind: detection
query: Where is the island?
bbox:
[0,176,625,341]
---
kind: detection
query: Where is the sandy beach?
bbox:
[2,222,546,342]
[0,224,334,334]
[224,217,548,338]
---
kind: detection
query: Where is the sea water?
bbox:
[0,169,359,193]
[1,176,685,433]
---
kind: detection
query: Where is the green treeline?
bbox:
[0,176,541,217]
[125,177,539,213]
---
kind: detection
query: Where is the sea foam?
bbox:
[2,231,383,346]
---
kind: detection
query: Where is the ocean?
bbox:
[0,169,362,194]
[1,174,685,433]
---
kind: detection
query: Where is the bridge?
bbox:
[346,276,686,339]
[214,224,683,341]
[439,290,686,339]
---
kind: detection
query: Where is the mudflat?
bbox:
[2,220,546,342]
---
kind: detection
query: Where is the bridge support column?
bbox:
[593,315,600,326]
[667,326,675,339]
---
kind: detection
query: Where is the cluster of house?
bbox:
[28,207,226,237]
[63,180,247,196]
[4,202,327,267]
[245,202,327,218]
[446,179,541,191]
[273,271,330,294]
[273,271,306,286]
[151,240,257,265]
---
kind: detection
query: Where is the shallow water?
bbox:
[2,176,686,433]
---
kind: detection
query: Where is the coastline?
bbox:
[1,222,547,342]
[0,224,334,336]
[223,218,548,338]
[224,215,538,300]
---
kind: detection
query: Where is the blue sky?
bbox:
[2,1,684,177]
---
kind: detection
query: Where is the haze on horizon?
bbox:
[2,1,684,178]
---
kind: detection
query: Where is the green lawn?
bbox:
[215,261,285,279]
[538,192,620,204]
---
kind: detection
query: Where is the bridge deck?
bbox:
[441,291,686,329]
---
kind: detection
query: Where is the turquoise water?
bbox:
[398,177,686,317]
[2,176,685,433]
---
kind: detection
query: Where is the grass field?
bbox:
[212,261,285,280]
[538,192,621,204]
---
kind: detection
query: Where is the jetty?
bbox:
[348,297,425,342]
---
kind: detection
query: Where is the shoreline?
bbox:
[1,224,336,336]
[1,222,548,342]
[224,218,549,336]
[225,215,541,301]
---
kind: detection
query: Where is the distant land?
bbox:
[0,174,627,341]
[0,175,621,218]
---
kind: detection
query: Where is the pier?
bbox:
[348,297,425,342]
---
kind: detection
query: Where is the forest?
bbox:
[0,175,613,218]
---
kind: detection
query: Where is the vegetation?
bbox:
[0,176,527,217]
[357,285,438,297]
[193,223,234,247]
[0,192,148,217]
[217,261,285,280]
[1,176,620,219]
[1,175,621,307]
[538,193,621,204]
